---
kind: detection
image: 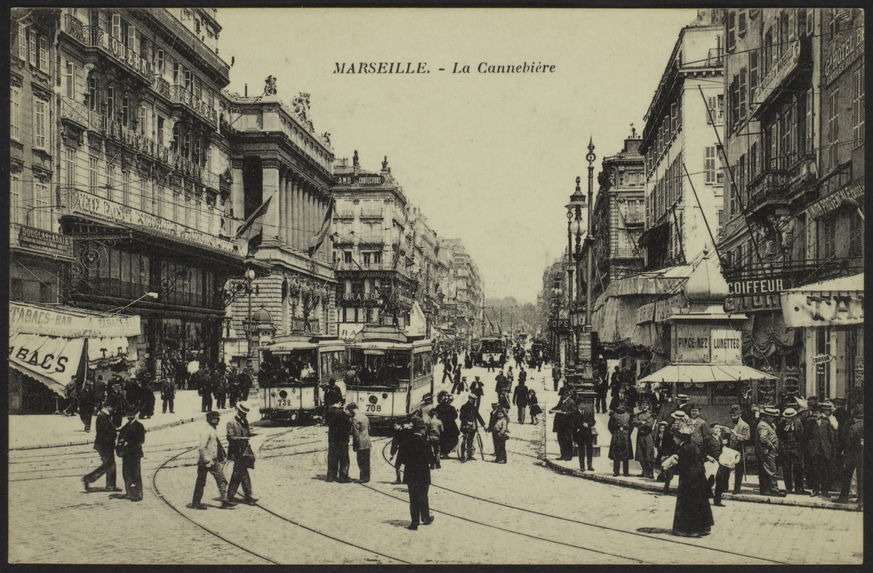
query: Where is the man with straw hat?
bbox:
[756,406,784,497]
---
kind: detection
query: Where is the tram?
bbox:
[474,335,506,367]
[344,324,434,427]
[258,334,347,423]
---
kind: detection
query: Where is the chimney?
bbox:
[244,83,248,97]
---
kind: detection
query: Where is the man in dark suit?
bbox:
[83,405,121,491]
[459,395,486,462]
[326,404,352,482]
[550,389,577,461]
[512,378,530,424]
[116,405,146,501]
[807,404,837,497]
[400,423,434,530]
[570,403,596,471]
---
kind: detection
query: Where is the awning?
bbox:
[639,363,778,384]
[781,273,863,328]
[9,302,142,395]
[9,333,87,396]
[264,341,318,352]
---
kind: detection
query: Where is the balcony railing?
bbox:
[70,22,153,82]
[60,97,105,133]
[169,85,218,127]
[152,76,171,99]
[753,37,810,117]
[722,257,863,286]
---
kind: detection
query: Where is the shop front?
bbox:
[8,301,141,414]
[781,273,864,405]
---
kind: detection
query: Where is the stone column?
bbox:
[283,174,292,246]
[262,158,281,243]
[277,168,286,245]
[231,157,244,236]
[292,177,302,250]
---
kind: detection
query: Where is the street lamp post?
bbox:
[566,176,586,368]
[244,268,256,372]
[585,138,596,327]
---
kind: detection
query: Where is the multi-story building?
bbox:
[219,87,337,363]
[53,7,249,381]
[331,153,418,340]
[590,129,646,300]
[811,7,865,401]
[410,207,443,337]
[440,238,482,343]
[10,9,67,305]
[639,9,726,271]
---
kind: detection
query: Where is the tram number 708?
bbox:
[366,404,382,413]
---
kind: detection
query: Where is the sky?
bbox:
[218,8,699,303]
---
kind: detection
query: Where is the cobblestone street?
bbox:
[7,369,863,565]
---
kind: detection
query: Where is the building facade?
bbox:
[219,87,337,365]
[718,8,864,401]
[331,153,417,340]
[52,7,248,383]
[639,9,726,271]
[590,130,647,301]
[439,238,483,345]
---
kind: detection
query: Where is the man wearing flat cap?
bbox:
[116,405,146,501]
[227,402,257,504]
[777,407,805,494]
[756,407,784,497]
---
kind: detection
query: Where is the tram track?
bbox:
[377,440,790,565]
[150,426,410,565]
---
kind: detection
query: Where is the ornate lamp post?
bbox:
[585,138,597,327]
[550,285,563,362]
[566,177,586,367]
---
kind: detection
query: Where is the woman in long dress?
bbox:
[672,426,714,537]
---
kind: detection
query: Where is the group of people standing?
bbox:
[82,403,147,503]
[68,374,159,432]
[192,364,253,412]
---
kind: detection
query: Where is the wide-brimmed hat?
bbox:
[761,406,780,417]
[671,410,688,420]
[782,408,798,418]
[346,403,358,410]
[677,425,693,436]
[820,401,835,410]
[237,402,250,414]
[677,394,689,401]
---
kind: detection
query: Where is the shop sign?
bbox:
[812,353,833,365]
[673,323,711,363]
[754,38,801,108]
[9,301,141,339]
[823,24,864,83]
[710,329,743,365]
[71,190,239,255]
[636,302,655,324]
[8,333,85,393]
[339,322,364,341]
[17,226,73,257]
[577,331,593,362]
[724,277,788,313]
[807,182,864,220]
[781,291,863,328]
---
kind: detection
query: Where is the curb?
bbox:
[9,409,236,452]
[542,457,862,513]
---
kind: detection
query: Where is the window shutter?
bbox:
[18,24,27,60]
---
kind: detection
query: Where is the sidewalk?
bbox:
[542,410,862,513]
[8,390,260,450]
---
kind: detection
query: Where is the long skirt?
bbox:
[673,470,715,535]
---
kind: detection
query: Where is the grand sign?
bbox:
[70,191,239,255]
[806,182,864,220]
